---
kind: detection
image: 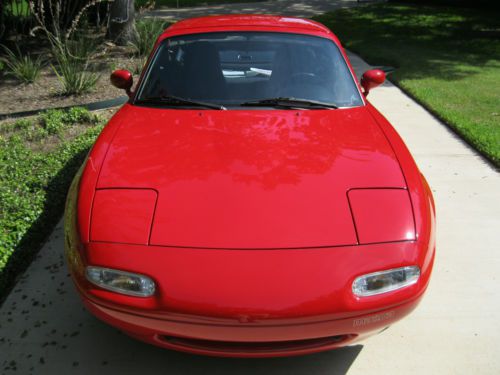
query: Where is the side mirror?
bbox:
[360,69,386,96]
[110,69,133,97]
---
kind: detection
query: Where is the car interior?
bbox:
[138,32,363,107]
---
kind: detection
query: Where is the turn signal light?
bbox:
[352,266,420,297]
[86,266,156,297]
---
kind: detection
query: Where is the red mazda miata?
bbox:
[64,15,435,357]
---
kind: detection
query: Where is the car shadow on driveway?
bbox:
[0,221,362,374]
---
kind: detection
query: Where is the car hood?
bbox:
[95,104,406,249]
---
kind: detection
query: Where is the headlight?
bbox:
[352,266,420,297]
[86,266,156,297]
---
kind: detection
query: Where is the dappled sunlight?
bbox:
[314,5,500,82]
[147,0,368,21]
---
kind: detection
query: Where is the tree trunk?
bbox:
[107,0,135,46]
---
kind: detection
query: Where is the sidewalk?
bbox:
[348,53,500,374]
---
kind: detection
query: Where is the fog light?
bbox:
[352,266,420,297]
[86,266,156,297]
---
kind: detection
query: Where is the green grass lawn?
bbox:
[3,0,30,17]
[314,4,500,166]
[0,108,104,300]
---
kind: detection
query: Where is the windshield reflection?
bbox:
[136,32,363,108]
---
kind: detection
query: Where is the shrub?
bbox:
[65,35,100,61]
[130,18,169,57]
[1,45,42,83]
[28,2,104,95]
[52,48,99,95]
[65,106,99,123]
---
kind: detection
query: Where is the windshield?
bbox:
[136,32,363,108]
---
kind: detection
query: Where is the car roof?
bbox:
[162,14,333,37]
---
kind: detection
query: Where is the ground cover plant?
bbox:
[314,3,500,166]
[0,108,106,301]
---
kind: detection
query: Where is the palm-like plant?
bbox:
[1,45,43,84]
[130,19,169,57]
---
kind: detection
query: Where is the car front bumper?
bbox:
[66,239,433,357]
[82,293,423,357]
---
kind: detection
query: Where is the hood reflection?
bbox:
[99,106,401,190]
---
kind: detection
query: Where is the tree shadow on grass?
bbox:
[314,4,500,82]
[0,147,89,305]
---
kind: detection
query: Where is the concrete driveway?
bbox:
[147,0,371,21]
[1,2,500,374]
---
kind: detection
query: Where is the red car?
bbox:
[64,15,435,357]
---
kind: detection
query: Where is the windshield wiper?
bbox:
[240,97,338,109]
[137,95,226,110]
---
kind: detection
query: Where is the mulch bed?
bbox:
[0,45,143,115]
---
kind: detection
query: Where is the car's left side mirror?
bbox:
[360,69,386,96]
[110,69,133,97]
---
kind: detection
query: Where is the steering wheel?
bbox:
[290,72,321,83]
[281,72,331,100]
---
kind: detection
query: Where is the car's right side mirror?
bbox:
[361,69,386,96]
